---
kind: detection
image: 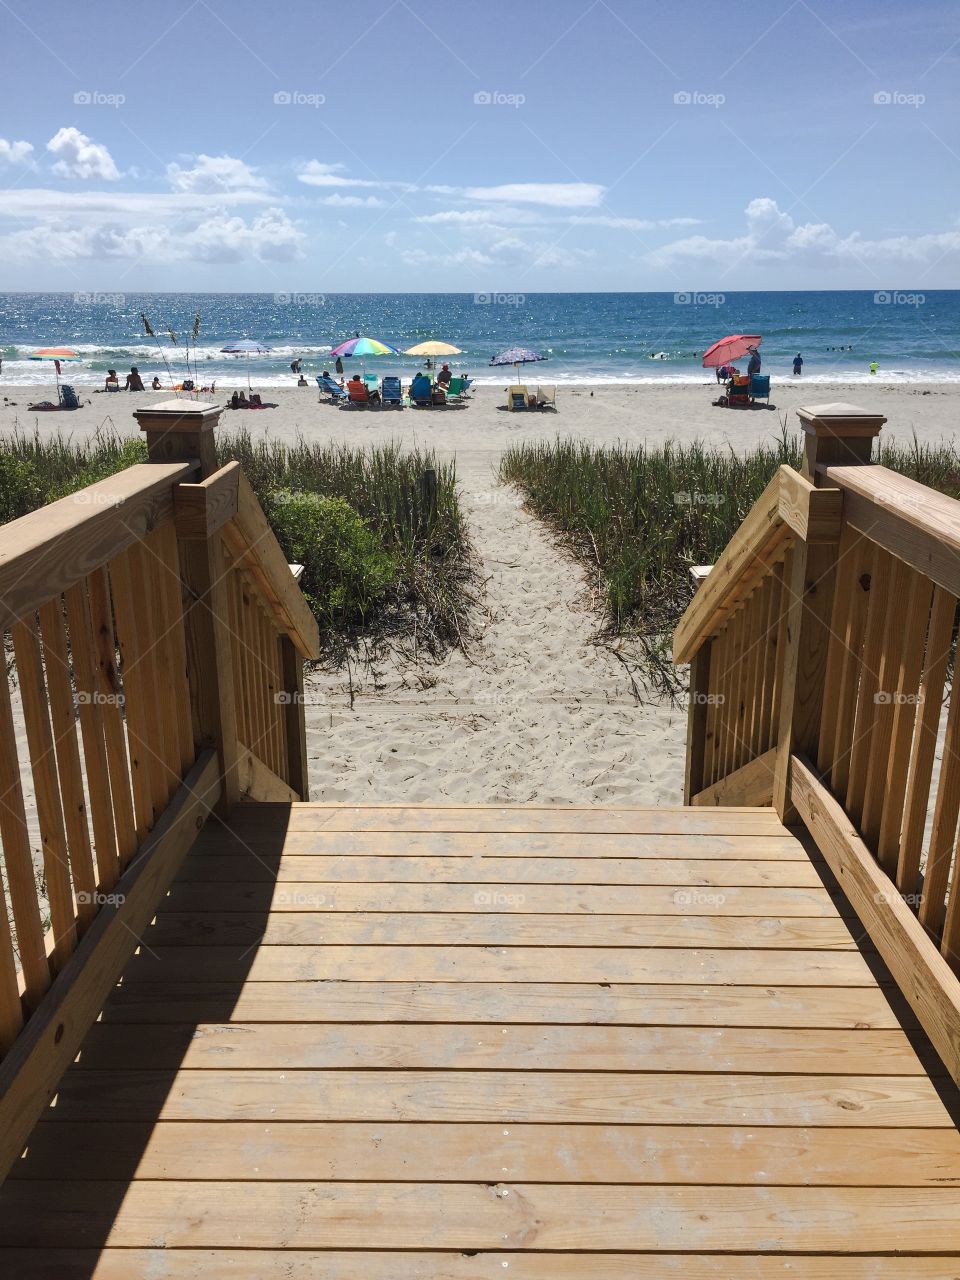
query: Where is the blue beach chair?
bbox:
[381,376,403,408]
[317,374,347,403]
[749,374,770,405]
[409,373,432,407]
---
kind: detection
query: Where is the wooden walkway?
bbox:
[3,802,960,1276]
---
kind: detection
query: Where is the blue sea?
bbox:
[1,291,957,388]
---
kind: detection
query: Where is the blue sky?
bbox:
[1,0,958,291]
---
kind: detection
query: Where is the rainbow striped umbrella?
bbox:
[328,335,400,358]
[29,346,81,390]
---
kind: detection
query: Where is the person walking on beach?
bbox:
[792,353,803,376]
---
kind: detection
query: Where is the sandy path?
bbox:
[303,452,686,806]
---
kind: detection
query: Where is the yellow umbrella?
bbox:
[403,340,463,357]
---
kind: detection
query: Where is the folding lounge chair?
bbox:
[381,376,403,408]
[536,385,556,410]
[346,381,371,407]
[507,385,529,410]
[58,384,81,409]
[443,377,467,403]
[317,374,347,403]
[749,374,770,405]
[410,375,433,407]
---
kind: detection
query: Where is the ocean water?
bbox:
[0,291,957,388]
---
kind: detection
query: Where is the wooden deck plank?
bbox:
[197,828,810,858]
[72,1023,926,1074]
[3,1182,960,1251]
[119,944,878,985]
[4,1252,960,1280]
[222,804,787,834]
[44,1069,954,1126]
[177,853,827,887]
[15,1120,960,1184]
[141,912,866,949]
[163,881,842,915]
[101,980,916,1028]
[4,799,958,1273]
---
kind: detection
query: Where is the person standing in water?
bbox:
[792,353,803,376]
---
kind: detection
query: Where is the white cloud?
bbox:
[47,127,119,181]
[167,154,267,193]
[570,214,701,231]
[319,193,385,208]
[654,196,960,268]
[1,206,305,264]
[0,188,271,221]
[464,182,604,208]
[181,208,306,262]
[297,160,385,190]
[0,138,33,165]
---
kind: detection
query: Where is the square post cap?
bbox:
[135,399,222,476]
[796,402,886,479]
[796,401,886,440]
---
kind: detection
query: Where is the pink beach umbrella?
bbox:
[701,334,762,369]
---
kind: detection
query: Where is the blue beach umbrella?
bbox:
[490,346,547,382]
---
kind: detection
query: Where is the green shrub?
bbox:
[266,491,398,630]
[0,454,43,523]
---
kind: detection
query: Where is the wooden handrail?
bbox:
[0,401,321,1177]
[673,466,840,665]
[674,400,960,1088]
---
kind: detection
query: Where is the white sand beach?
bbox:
[2,379,957,808]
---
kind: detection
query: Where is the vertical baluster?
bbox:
[64,579,119,891]
[818,525,860,775]
[919,673,960,940]
[757,563,783,754]
[143,529,181,803]
[846,545,892,825]
[769,546,794,736]
[898,587,955,897]
[702,628,725,787]
[10,615,76,970]
[877,573,934,874]
[745,581,766,759]
[87,566,137,869]
[157,522,194,776]
[828,537,872,798]
[36,598,97,930]
[0,872,22,1053]
[127,540,170,816]
[0,652,49,1007]
[862,559,911,849]
[108,549,157,842]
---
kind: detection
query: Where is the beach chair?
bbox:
[381,376,403,408]
[749,374,770,405]
[507,385,529,410]
[317,374,347,403]
[346,381,371,407]
[536,385,556,410]
[727,375,751,408]
[58,384,81,410]
[410,374,433,407]
[443,376,467,403]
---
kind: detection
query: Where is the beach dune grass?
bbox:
[501,432,960,685]
[0,427,473,661]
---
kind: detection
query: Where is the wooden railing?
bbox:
[0,399,319,1182]
[675,401,960,1085]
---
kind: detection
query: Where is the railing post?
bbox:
[774,403,885,820]
[683,566,713,804]
[136,401,240,814]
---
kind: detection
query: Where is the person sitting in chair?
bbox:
[437,362,452,387]
[125,366,144,391]
[410,371,432,402]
